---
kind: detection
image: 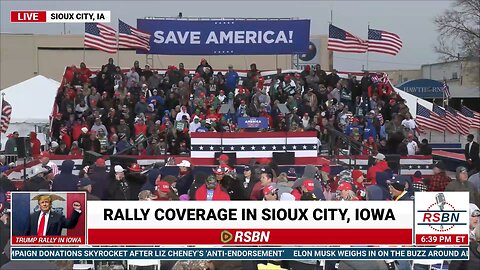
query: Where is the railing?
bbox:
[326,127,364,170]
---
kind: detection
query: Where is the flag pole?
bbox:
[82,23,86,64]
[116,20,120,66]
[330,10,333,24]
[0,92,4,148]
[366,23,370,71]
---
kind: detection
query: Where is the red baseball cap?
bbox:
[95,158,106,167]
[263,185,276,196]
[351,170,364,181]
[217,154,229,162]
[337,182,353,191]
[40,151,50,158]
[129,163,142,172]
[303,180,315,192]
[157,181,170,192]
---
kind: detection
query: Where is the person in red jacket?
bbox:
[195,175,230,201]
[29,131,41,157]
[78,62,92,83]
[366,153,390,185]
[134,118,147,137]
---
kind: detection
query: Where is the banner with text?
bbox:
[86,201,414,245]
[238,117,269,129]
[137,19,310,55]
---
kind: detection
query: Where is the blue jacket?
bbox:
[52,160,79,191]
[363,119,377,140]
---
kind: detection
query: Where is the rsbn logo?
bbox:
[417,193,467,232]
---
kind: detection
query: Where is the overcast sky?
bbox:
[1,0,454,71]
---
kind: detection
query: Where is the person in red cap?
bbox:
[263,184,279,201]
[90,158,110,200]
[411,170,427,192]
[126,163,146,201]
[291,179,316,201]
[351,170,366,199]
[337,182,359,201]
[154,180,178,201]
[38,152,59,176]
[362,136,378,155]
[195,175,230,201]
[217,154,230,166]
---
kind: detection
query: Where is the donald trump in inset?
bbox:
[26,194,81,236]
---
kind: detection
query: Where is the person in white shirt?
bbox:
[175,106,190,122]
[189,116,202,133]
[401,113,417,134]
[406,133,419,156]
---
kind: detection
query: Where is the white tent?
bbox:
[1,75,60,150]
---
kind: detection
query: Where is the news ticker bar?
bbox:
[11,247,469,261]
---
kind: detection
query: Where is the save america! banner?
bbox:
[136,19,310,55]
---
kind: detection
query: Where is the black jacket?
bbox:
[90,167,110,199]
[25,210,81,236]
[176,172,194,196]
[219,175,246,200]
[52,160,79,191]
[126,173,146,200]
[465,141,480,162]
[105,178,131,200]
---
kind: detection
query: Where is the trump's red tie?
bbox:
[37,213,45,236]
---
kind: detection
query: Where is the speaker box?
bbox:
[16,137,32,158]
[109,155,138,172]
[214,152,237,167]
[83,151,103,166]
[272,152,295,165]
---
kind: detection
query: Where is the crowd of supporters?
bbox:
[0,57,479,269]
[28,57,440,158]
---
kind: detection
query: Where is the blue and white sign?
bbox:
[396,79,444,98]
[137,19,310,55]
[238,117,269,129]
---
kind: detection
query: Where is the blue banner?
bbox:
[238,117,269,129]
[137,19,310,55]
[396,79,444,98]
[11,247,469,260]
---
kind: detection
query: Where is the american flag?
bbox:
[443,80,451,99]
[461,105,480,129]
[444,106,458,134]
[190,132,318,159]
[118,20,151,51]
[84,23,117,54]
[447,106,470,135]
[432,104,447,131]
[328,24,368,53]
[0,99,12,133]
[367,28,402,55]
[416,103,443,132]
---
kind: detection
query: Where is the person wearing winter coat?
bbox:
[29,132,41,157]
[90,158,110,199]
[366,153,390,185]
[105,165,132,200]
[51,160,79,191]
[195,175,230,201]
[23,167,50,191]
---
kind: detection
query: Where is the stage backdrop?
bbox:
[137,19,310,55]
